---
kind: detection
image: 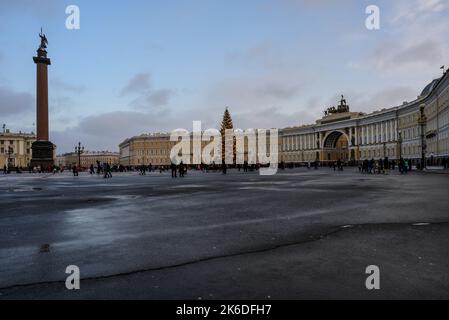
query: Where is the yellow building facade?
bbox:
[119,131,278,166]
[119,133,176,166]
[280,72,449,165]
[56,151,120,168]
[0,130,36,168]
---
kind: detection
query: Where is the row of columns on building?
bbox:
[283,133,318,151]
[358,119,398,146]
[283,119,400,152]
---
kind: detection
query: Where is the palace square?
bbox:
[0,168,448,299]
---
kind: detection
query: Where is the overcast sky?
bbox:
[0,0,448,153]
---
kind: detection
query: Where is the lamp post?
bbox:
[75,142,84,169]
[6,146,13,172]
[418,104,427,170]
[398,131,403,160]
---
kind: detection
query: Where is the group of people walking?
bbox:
[138,164,153,175]
[170,161,186,178]
[359,157,414,174]
[82,161,112,178]
[329,160,344,171]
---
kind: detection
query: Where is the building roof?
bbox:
[0,131,36,138]
[420,78,441,97]
[57,151,119,157]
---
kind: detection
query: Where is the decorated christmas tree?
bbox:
[220,108,236,164]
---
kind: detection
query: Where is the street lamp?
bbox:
[75,142,84,169]
[398,131,403,160]
[418,104,427,170]
[6,146,13,172]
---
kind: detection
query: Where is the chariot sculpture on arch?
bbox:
[324,95,350,116]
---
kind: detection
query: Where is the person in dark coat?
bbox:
[103,163,112,178]
[222,160,227,175]
[96,160,101,175]
[179,161,185,178]
[171,162,177,178]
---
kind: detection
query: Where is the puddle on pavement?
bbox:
[170,185,208,189]
[101,195,141,200]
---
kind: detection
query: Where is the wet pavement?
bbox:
[0,168,448,299]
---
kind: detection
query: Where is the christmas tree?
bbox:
[220,108,236,164]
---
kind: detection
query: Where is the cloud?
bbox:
[350,0,448,78]
[370,39,443,71]
[51,112,150,153]
[51,110,182,153]
[208,75,303,109]
[128,88,176,111]
[417,0,447,12]
[119,73,152,96]
[146,89,176,107]
[257,82,301,100]
[51,72,179,152]
[120,73,175,110]
[392,0,447,23]
[0,86,33,117]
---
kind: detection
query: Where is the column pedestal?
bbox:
[31,141,54,169]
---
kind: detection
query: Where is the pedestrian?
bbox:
[179,161,185,178]
[384,157,390,175]
[171,162,177,178]
[104,163,112,178]
[368,159,374,174]
[222,160,227,175]
[403,159,408,174]
[96,160,101,175]
[72,165,78,177]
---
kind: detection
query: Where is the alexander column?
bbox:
[30,29,54,169]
